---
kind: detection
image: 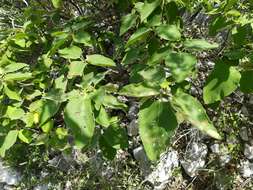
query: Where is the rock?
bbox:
[0,162,21,186]
[219,154,232,166]
[181,143,208,177]
[127,119,138,136]
[48,155,70,171]
[133,146,150,176]
[33,184,49,190]
[244,144,253,160]
[240,127,249,141]
[4,185,16,190]
[210,144,231,166]
[240,160,253,178]
[146,150,179,190]
[210,144,220,154]
[241,106,249,116]
[128,102,138,120]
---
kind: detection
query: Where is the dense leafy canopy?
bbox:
[0,0,252,161]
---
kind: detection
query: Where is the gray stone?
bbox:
[127,119,138,136]
[244,144,253,160]
[210,144,220,154]
[0,162,21,186]
[240,160,253,178]
[146,150,179,190]
[181,143,208,177]
[241,106,249,116]
[133,146,150,176]
[128,103,138,120]
[219,154,232,166]
[33,184,49,190]
[240,127,249,141]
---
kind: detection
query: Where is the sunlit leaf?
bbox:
[139,100,178,160]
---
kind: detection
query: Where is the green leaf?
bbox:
[86,54,116,67]
[155,24,181,41]
[51,0,62,8]
[120,12,138,36]
[41,120,54,133]
[96,106,110,128]
[3,72,32,81]
[119,82,160,97]
[64,96,95,148]
[135,0,161,22]
[139,100,178,161]
[18,129,33,144]
[3,63,28,74]
[183,39,219,50]
[73,31,92,46]
[165,52,197,82]
[59,46,82,59]
[3,85,22,101]
[126,27,151,47]
[0,130,18,157]
[101,125,128,150]
[173,91,222,140]
[5,106,25,120]
[240,70,253,93]
[39,100,60,126]
[68,61,86,79]
[203,61,241,104]
[99,136,117,160]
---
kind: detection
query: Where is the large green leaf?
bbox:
[59,46,82,59]
[203,61,241,104]
[138,100,178,161]
[135,0,161,22]
[165,52,197,82]
[183,39,219,50]
[39,100,60,126]
[119,82,160,97]
[3,72,32,81]
[101,125,128,150]
[240,70,253,93]
[86,54,116,67]
[73,31,92,46]
[0,130,18,157]
[126,27,151,47]
[155,24,181,41]
[2,63,28,74]
[64,96,95,148]
[3,85,21,101]
[173,91,222,140]
[68,61,86,79]
[120,12,138,36]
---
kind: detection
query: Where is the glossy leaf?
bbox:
[120,12,138,36]
[64,96,95,148]
[184,39,219,50]
[86,54,116,67]
[0,130,19,157]
[138,100,178,161]
[165,52,197,82]
[73,31,92,46]
[173,91,222,140]
[68,61,86,79]
[3,72,32,81]
[155,24,181,41]
[203,61,241,104]
[59,46,82,59]
[135,0,161,22]
[119,82,160,97]
[126,27,151,47]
